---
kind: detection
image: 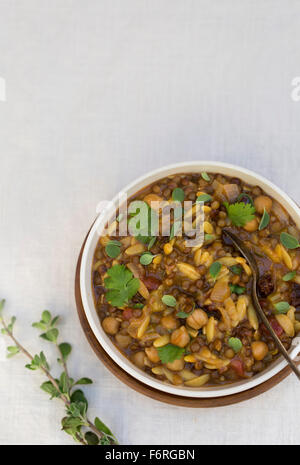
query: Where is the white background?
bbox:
[0,0,300,445]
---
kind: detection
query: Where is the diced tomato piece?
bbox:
[270,317,284,337]
[122,308,133,320]
[230,358,245,378]
[261,318,283,338]
[143,276,161,290]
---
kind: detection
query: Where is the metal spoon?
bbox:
[223,228,300,381]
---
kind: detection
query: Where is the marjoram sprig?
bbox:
[0,299,118,445]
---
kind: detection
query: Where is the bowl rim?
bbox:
[80,161,300,398]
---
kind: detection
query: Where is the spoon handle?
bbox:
[251,277,300,381]
[223,229,300,381]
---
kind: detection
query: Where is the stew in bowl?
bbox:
[89,165,300,392]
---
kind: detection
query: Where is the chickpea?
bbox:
[243,217,259,232]
[131,351,145,369]
[251,341,269,361]
[115,333,132,348]
[170,326,190,348]
[225,348,235,359]
[102,316,120,335]
[161,315,179,330]
[166,357,185,371]
[145,346,160,363]
[254,195,273,214]
[186,309,208,330]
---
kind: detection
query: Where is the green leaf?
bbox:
[0,299,5,313]
[204,234,215,242]
[59,343,72,362]
[196,193,212,203]
[128,201,159,239]
[39,351,49,369]
[32,322,48,331]
[157,344,185,364]
[209,262,222,280]
[61,416,85,431]
[283,271,296,282]
[40,328,58,343]
[230,265,242,275]
[94,417,114,437]
[59,371,69,394]
[67,402,81,418]
[162,295,177,307]
[229,284,246,295]
[140,252,154,265]
[224,201,256,227]
[71,390,88,409]
[67,400,87,418]
[50,316,59,327]
[228,337,243,353]
[237,193,254,206]
[135,234,151,244]
[201,172,210,182]
[170,221,181,240]
[7,316,16,332]
[147,236,156,250]
[85,431,99,445]
[176,311,189,318]
[25,363,38,370]
[132,303,144,309]
[274,301,290,314]
[6,346,20,357]
[105,241,121,258]
[40,381,60,399]
[172,188,185,202]
[74,377,93,385]
[25,354,42,370]
[104,265,140,307]
[280,232,300,250]
[42,310,51,324]
[259,208,270,231]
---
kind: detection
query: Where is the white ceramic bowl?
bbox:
[80,161,300,398]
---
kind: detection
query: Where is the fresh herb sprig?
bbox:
[104,264,140,307]
[0,300,117,445]
[157,344,185,364]
[224,201,256,227]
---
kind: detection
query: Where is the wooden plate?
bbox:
[75,235,298,408]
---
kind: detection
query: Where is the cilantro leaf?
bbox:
[104,265,140,307]
[157,344,185,364]
[224,201,256,227]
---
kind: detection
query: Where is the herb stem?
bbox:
[0,315,109,444]
[1,316,70,404]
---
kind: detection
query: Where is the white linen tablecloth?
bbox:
[1,0,300,445]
